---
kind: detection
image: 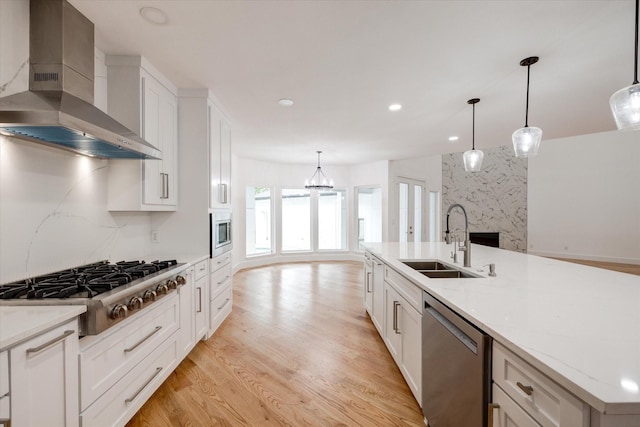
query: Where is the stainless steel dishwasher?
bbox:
[422,291,491,427]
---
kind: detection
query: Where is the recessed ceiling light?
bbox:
[278,98,294,107]
[448,136,459,142]
[139,7,168,25]
[389,104,402,111]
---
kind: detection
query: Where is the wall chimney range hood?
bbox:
[0,0,161,159]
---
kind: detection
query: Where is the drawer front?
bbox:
[79,295,179,410]
[384,266,422,312]
[210,284,232,334]
[0,351,8,419]
[210,264,232,297]
[80,332,179,427]
[492,384,541,427]
[194,259,208,281]
[210,252,231,274]
[493,342,588,427]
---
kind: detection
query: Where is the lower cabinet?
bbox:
[491,384,541,427]
[207,252,233,338]
[8,319,80,427]
[383,281,422,405]
[0,350,8,421]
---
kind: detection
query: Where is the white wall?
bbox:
[528,130,640,264]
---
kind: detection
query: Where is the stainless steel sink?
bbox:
[401,261,451,271]
[401,260,481,279]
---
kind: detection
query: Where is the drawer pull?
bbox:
[517,381,534,396]
[216,276,230,285]
[487,403,500,427]
[125,367,163,404]
[124,326,162,353]
[26,329,74,355]
[217,298,230,310]
[0,391,9,400]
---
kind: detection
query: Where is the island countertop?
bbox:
[362,242,640,415]
[0,305,86,351]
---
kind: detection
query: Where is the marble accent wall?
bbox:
[442,145,527,252]
[0,136,152,283]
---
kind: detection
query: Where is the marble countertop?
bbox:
[0,305,87,351]
[363,242,640,415]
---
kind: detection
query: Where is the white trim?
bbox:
[232,252,363,274]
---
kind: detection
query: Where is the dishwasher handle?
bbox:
[425,305,478,355]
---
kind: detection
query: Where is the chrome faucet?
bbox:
[445,203,471,268]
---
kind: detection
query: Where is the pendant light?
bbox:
[463,98,484,172]
[610,0,640,130]
[304,151,334,189]
[512,56,542,158]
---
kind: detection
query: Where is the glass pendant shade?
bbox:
[610,83,640,130]
[512,126,543,158]
[463,149,484,172]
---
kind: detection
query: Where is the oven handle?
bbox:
[26,330,75,355]
[125,367,163,404]
[124,326,162,353]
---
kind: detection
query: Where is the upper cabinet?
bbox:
[209,103,232,209]
[105,56,178,211]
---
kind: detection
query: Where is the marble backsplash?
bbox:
[442,145,527,252]
[0,136,152,283]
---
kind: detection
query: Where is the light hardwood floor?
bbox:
[126,261,423,426]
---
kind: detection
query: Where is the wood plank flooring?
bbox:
[126,261,423,427]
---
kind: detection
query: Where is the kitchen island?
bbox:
[363,242,640,426]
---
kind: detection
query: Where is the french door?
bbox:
[398,178,425,243]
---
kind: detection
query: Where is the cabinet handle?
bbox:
[217,276,230,285]
[487,403,500,427]
[217,298,230,310]
[367,272,372,293]
[516,381,534,396]
[124,326,162,353]
[26,329,74,355]
[218,183,228,204]
[393,301,401,334]
[125,367,163,404]
[160,173,169,199]
[197,287,202,313]
[0,392,9,400]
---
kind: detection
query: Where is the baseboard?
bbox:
[232,252,364,274]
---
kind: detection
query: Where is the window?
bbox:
[281,188,311,251]
[318,190,347,250]
[246,186,272,256]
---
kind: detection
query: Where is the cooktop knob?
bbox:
[176,275,186,285]
[143,289,157,302]
[128,296,143,311]
[156,283,168,295]
[167,279,177,290]
[110,304,128,319]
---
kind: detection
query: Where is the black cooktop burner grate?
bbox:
[0,259,179,300]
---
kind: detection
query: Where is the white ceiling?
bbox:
[70,0,636,166]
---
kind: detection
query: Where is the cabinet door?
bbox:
[371,258,384,333]
[10,320,79,427]
[208,104,222,209]
[219,119,231,206]
[194,273,209,341]
[400,302,422,404]
[178,268,195,359]
[383,283,402,364]
[142,73,163,206]
[160,91,177,205]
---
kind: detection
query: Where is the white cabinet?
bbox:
[363,251,384,334]
[207,252,233,337]
[209,103,232,208]
[492,342,589,427]
[0,350,8,421]
[106,55,178,211]
[178,266,196,359]
[363,252,373,313]
[9,320,79,427]
[194,259,209,341]
[491,384,541,427]
[382,280,422,404]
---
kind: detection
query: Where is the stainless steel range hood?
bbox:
[0,0,161,159]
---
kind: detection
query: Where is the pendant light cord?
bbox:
[634,0,639,84]
[525,64,531,127]
[472,102,476,150]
